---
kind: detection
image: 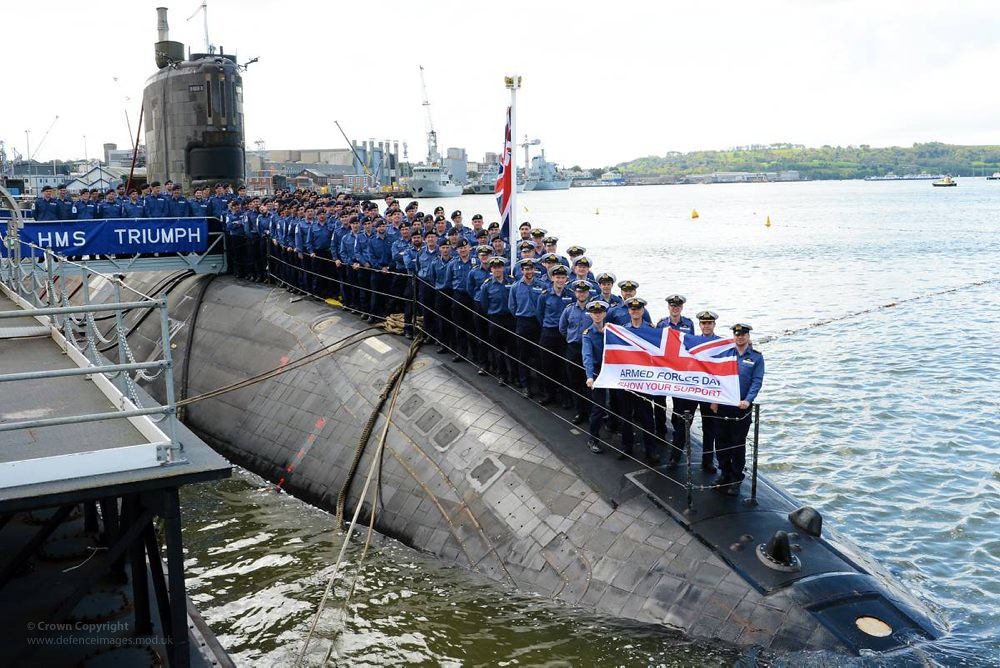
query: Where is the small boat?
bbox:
[932,175,957,187]
[987,172,1000,180]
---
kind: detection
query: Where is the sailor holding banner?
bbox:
[595,307,763,493]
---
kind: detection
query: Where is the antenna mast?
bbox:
[418,65,438,164]
[187,1,211,53]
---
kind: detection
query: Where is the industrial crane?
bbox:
[29,115,61,161]
[418,66,439,164]
[520,135,540,171]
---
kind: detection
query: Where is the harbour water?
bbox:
[181,179,999,666]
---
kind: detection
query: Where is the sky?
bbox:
[5,0,1000,168]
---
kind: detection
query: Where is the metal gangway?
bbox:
[0,217,231,666]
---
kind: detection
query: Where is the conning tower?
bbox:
[142,6,245,191]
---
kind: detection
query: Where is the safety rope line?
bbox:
[335,335,424,526]
[295,336,413,668]
[262,260,751,470]
[757,277,1000,345]
[175,327,386,408]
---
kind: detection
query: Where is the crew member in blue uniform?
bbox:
[430,239,455,352]
[74,189,97,220]
[468,245,494,373]
[691,310,721,473]
[508,257,544,398]
[398,228,423,338]
[534,264,573,406]
[289,207,309,292]
[122,189,145,218]
[339,216,371,312]
[565,245,587,266]
[655,294,697,467]
[595,272,623,309]
[144,182,169,218]
[224,200,250,279]
[166,184,188,217]
[446,239,475,362]
[331,213,354,302]
[478,256,515,384]
[582,299,610,453]
[97,190,124,219]
[390,224,413,321]
[368,218,393,319]
[560,279,595,423]
[188,188,210,217]
[618,297,660,464]
[608,280,651,325]
[56,184,74,219]
[207,183,230,219]
[34,186,61,220]
[713,323,764,496]
[307,210,334,298]
[512,241,539,280]
[415,231,440,343]
[541,236,568,267]
[245,199,265,282]
[529,228,547,255]
[570,256,598,292]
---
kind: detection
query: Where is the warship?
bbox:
[406,66,463,198]
[5,6,949,659]
[524,149,573,191]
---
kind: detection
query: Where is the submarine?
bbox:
[52,6,945,658]
[74,268,942,658]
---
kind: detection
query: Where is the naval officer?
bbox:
[617,297,659,463]
[712,323,764,496]
[687,310,723,472]
[582,299,610,454]
[655,294,696,468]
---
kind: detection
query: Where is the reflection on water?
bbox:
[183,180,999,666]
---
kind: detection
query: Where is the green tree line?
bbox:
[613,142,1000,180]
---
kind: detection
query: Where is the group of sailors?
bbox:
[226,188,763,496]
[31,181,764,496]
[31,180,236,221]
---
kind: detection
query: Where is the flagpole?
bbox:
[505,75,521,268]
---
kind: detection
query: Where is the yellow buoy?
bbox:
[595,208,600,215]
[765,216,772,228]
[691,209,699,219]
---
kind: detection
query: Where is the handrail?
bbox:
[0,240,184,466]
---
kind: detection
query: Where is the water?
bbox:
[181,179,999,666]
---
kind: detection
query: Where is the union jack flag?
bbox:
[595,325,742,405]
[495,105,513,242]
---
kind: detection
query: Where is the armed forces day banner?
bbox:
[0,218,209,257]
[594,324,742,406]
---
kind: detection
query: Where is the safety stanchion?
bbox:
[746,403,761,507]
[683,412,694,515]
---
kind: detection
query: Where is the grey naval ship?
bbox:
[81,7,949,659]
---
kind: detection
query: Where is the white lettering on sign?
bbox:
[35,231,87,248]
[112,226,202,246]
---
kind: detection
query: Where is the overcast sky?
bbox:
[6,0,1000,168]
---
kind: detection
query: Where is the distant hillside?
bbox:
[614,142,1000,180]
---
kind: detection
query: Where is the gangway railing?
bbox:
[0,239,185,488]
[1,186,227,275]
[0,217,228,276]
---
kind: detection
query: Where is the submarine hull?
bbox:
[104,273,943,656]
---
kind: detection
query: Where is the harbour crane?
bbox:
[520,135,540,171]
[29,115,60,161]
[418,66,439,164]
